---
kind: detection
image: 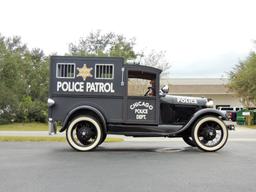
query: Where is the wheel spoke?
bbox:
[197,120,224,147]
[71,121,98,147]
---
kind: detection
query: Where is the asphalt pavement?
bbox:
[0,127,256,192]
[0,126,256,141]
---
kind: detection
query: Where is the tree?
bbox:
[229,52,256,107]
[68,31,171,76]
[141,50,171,77]
[68,30,137,61]
[0,34,48,123]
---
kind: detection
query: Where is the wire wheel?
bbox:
[192,116,228,152]
[66,116,102,151]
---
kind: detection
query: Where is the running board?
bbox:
[109,131,171,137]
[108,123,183,136]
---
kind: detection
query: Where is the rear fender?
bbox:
[60,105,107,133]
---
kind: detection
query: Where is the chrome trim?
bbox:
[121,67,124,86]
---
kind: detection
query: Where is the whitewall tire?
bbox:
[192,116,228,152]
[66,116,102,151]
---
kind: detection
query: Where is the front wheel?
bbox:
[192,116,228,152]
[66,116,102,151]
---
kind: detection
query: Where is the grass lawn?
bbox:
[0,123,124,142]
[0,123,48,131]
[0,136,123,142]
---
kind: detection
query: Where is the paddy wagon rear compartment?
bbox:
[48,56,125,134]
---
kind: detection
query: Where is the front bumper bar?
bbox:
[224,120,235,130]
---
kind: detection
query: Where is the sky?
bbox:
[1,0,256,78]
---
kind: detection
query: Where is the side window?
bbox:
[95,64,114,79]
[128,79,151,96]
[56,63,75,78]
[128,71,156,97]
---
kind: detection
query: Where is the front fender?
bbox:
[191,108,227,121]
[175,108,226,134]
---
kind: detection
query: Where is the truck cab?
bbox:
[48,56,231,152]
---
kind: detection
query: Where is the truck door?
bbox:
[124,70,158,124]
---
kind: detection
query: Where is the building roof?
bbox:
[169,84,232,95]
[160,78,233,95]
[161,78,229,85]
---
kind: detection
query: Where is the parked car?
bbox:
[217,107,243,121]
[48,56,234,152]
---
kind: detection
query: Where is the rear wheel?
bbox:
[182,136,196,147]
[66,116,102,151]
[192,116,228,152]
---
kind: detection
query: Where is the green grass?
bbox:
[0,136,123,142]
[0,136,65,142]
[0,123,48,131]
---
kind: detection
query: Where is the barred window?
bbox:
[95,64,114,79]
[56,63,75,78]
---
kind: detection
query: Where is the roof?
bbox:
[125,64,162,74]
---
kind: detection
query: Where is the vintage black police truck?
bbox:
[48,56,232,152]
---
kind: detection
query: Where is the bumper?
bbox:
[48,119,57,135]
[224,120,235,130]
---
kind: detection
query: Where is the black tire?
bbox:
[192,116,228,152]
[66,116,102,151]
[182,136,196,147]
[99,132,107,145]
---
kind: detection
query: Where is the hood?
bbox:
[160,95,208,107]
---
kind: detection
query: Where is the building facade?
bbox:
[161,78,243,108]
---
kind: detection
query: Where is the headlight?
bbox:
[47,98,55,107]
[206,100,214,108]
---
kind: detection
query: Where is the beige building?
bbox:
[161,78,243,108]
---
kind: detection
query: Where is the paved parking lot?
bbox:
[0,128,256,192]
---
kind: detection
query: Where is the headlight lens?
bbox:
[206,100,214,108]
[47,98,55,107]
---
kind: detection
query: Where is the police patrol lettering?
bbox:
[57,81,115,93]
[177,96,197,104]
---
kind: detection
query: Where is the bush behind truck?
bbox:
[48,56,234,152]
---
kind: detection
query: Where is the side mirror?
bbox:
[161,85,169,94]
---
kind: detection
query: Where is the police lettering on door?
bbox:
[130,101,154,120]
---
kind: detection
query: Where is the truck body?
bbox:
[48,56,233,152]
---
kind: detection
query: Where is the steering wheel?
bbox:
[144,87,154,96]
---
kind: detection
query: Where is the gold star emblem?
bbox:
[77,64,93,80]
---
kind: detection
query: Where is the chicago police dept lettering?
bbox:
[130,101,154,120]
